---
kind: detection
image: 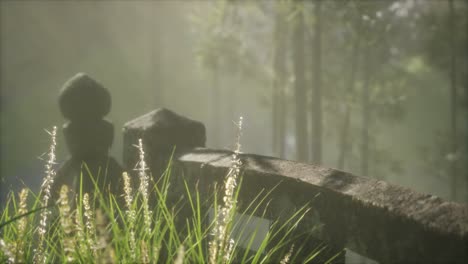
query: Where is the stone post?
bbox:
[52,73,122,200]
[123,109,344,262]
[123,108,206,245]
[122,108,206,176]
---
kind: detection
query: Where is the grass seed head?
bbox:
[122,172,137,261]
[59,185,75,262]
[280,244,295,264]
[137,138,152,234]
[14,188,29,262]
[174,245,185,264]
[0,239,15,264]
[83,193,97,254]
[209,116,244,264]
[34,126,57,264]
[140,241,149,264]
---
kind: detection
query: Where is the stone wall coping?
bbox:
[176,148,468,263]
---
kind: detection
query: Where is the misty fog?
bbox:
[1,0,467,205]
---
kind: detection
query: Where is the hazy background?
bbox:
[1,0,467,205]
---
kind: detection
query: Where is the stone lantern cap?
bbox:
[58,72,111,121]
[123,108,206,152]
[123,108,206,171]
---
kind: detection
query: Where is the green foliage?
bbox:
[0,161,332,264]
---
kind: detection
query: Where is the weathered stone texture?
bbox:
[123,108,206,173]
[175,149,468,264]
[63,119,114,159]
[122,109,468,263]
[52,73,121,201]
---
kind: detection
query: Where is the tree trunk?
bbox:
[337,109,351,170]
[278,81,287,159]
[212,59,220,148]
[361,51,371,177]
[273,1,287,158]
[449,0,458,200]
[227,70,238,126]
[310,1,322,164]
[227,6,239,141]
[211,2,230,149]
[465,0,468,202]
[150,3,164,107]
[337,19,362,170]
[293,1,308,161]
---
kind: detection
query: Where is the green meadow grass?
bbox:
[0,123,336,264]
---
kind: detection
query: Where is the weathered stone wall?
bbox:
[124,108,468,264]
[175,149,468,263]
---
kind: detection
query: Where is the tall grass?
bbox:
[0,120,334,263]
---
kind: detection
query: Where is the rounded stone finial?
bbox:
[58,73,111,121]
